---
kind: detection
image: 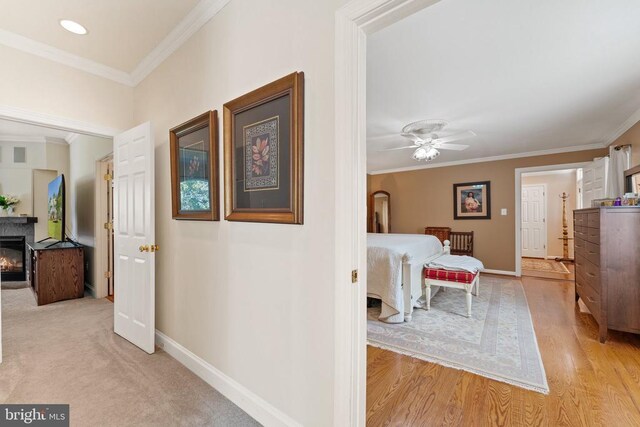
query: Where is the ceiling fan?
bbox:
[376,120,475,162]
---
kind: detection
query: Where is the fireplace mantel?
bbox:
[0,217,38,224]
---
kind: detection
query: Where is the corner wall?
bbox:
[610,119,640,167]
[369,149,607,272]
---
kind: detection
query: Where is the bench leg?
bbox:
[472,276,479,296]
[425,281,431,311]
[466,291,472,318]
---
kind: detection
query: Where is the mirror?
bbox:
[370,191,391,233]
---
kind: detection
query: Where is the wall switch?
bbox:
[501,208,508,216]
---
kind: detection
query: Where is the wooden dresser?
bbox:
[574,207,640,343]
[28,242,84,306]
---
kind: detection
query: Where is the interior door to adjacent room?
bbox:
[522,184,547,258]
[113,122,156,354]
[582,157,609,208]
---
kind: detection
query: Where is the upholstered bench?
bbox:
[424,268,479,317]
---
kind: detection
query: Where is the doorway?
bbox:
[96,156,114,302]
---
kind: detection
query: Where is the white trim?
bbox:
[368,142,606,175]
[131,0,231,85]
[0,0,231,88]
[155,331,301,427]
[65,133,79,144]
[0,105,120,138]
[514,162,590,276]
[334,1,442,425]
[521,183,548,259]
[0,29,133,86]
[0,135,45,143]
[483,269,518,276]
[604,106,640,146]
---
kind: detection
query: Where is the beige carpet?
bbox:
[522,258,570,274]
[0,288,260,427]
[367,275,549,394]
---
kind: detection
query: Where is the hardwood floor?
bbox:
[366,274,640,426]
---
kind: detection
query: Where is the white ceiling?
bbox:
[0,0,199,72]
[0,119,73,142]
[367,0,640,173]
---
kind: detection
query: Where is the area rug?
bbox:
[522,258,570,274]
[367,275,549,394]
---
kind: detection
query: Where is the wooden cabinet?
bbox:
[574,207,640,343]
[28,242,84,306]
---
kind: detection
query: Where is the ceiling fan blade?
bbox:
[377,145,419,152]
[433,130,476,144]
[399,132,423,143]
[436,143,469,151]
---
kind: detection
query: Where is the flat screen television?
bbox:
[47,174,65,241]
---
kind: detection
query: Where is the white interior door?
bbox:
[113,122,156,354]
[522,184,547,258]
[582,157,608,208]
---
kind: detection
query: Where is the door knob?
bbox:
[150,244,159,253]
[139,245,150,252]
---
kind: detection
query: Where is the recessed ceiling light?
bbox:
[59,19,87,35]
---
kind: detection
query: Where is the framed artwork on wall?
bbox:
[169,110,219,221]
[223,72,304,224]
[453,181,491,220]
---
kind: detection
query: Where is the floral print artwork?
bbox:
[244,116,279,191]
[251,136,270,176]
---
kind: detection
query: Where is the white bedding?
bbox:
[367,233,443,323]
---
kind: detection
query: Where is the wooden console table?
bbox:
[28,242,84,306]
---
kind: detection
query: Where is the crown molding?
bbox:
[0,135,45,144]
[46,137,70,145]
[604,106,640,147]
[0,0,231,88]
[368,142,607,175]
[65,133,79,144]
[0,104,121,138]
[0,29,133,86]
[131,0,231,85]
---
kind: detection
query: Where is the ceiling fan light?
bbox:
[412,147,428,161]
[425,147,440,161]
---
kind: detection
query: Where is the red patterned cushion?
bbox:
[424,268,478,284]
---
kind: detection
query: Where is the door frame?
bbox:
[334,0,443,425]
[514,162,590,276]
[0,106,120,365]
[521,183,548,259]
[94,154,114,299]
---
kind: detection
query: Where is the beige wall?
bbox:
[132,0,344,425]
[0,45,134,131]
[68,135,113,289]
[610,120,640,167]
[369,149,607,272]
[522,171,576,258]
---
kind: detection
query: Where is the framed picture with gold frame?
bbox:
[223,72,304,224]
[453,181,491,220]
[169,110,219,221]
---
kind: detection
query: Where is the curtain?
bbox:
[606,145,631,198]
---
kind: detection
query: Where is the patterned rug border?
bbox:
[522,258,570,274]
[368,279,550,395]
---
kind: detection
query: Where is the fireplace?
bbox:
[0,236,26,282]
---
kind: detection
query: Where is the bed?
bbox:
[367,233,449,323]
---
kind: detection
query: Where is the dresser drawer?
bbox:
[587,212,600,228]
[575,226,587,240]
[582,259,601,293]
[585,241,600,267]
[586,227,600,245]
[574,213,587,227]
[576,278,601,322]
[575,235,586,251]
[575,254,587,275]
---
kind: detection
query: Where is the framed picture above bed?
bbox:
[169,110,219,221]
[453,181,491,220]
[223,72,304,224]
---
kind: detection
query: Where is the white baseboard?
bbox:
[155,330,301,427]
[483,269,518,276]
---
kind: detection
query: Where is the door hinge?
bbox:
[104,173,113,181]
[351,269,358,283]
[104,271,112,279]
[104,221,113,230]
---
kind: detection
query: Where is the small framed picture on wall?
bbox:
[453,181,491,220]
[169,110,219,221]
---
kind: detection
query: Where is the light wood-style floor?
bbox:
[366,274,640,426]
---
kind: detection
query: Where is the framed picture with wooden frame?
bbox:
[169,110,219,221]
[223,72,304,224]
[453,181,491,220]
